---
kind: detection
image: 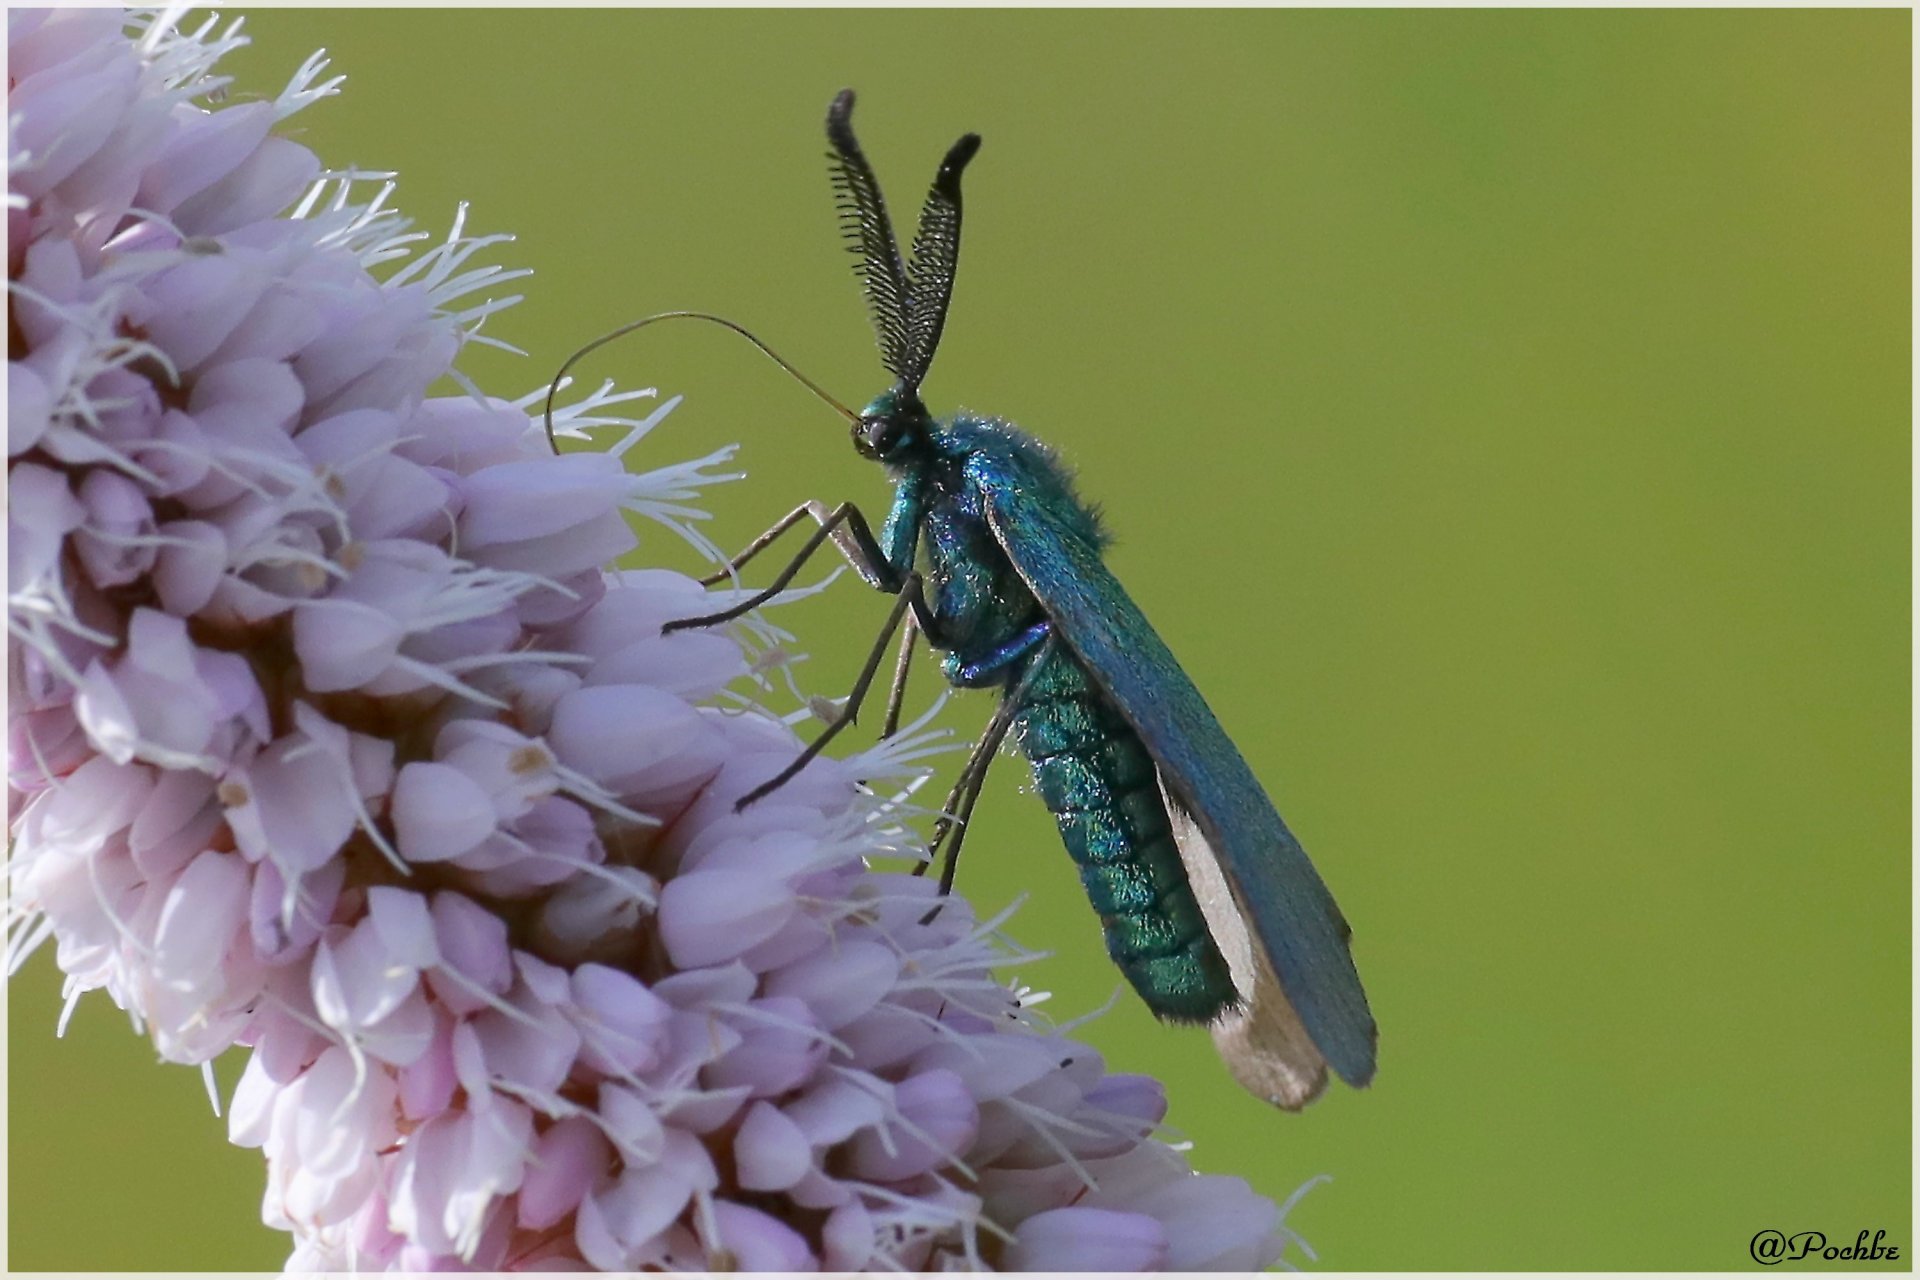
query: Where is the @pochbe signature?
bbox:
[1750,1229,1900,1265]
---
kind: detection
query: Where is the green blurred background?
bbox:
[9,8,1909,1271]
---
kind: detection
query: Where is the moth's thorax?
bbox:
[874,412,1094,681]
[932,413,1108,551]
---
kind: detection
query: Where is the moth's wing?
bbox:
[1161,779,1330,1108]
[983,489,1378,1092]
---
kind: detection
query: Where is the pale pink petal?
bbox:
[424,892,513,1012]
[468,996,579,1096]
[848,1067,979,1182]
[8,462,83,595]
[8,359,52,454]
[705,996,829,1098]
[706,1200,818,1271]
[574,1165,694,1272]
[73,608,234,768]
[397,1009,458,1122]
[545,684,726,805]
[139,250,273,370]
[136,99,273,215]
[390,761,497,863]
[762,938,900,1030]
[733,1100,813,1193]
[656,870,795,970]
[71,466,155,586]
[516,1116,610,1232]
[150,849,249,997]
[312,915,420,1032]
[291,598,406,693]
[127,766,221,881]
[224,731,359,876]
[459,457,631,545]
[365,886,440,971]
[150,519,228,616]
[173,134,319,237]
[1007,1206,1170,1271]
[821,1199,876,1270]
[569,962,671,1075]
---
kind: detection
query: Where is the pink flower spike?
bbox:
[7,10,1314,1271]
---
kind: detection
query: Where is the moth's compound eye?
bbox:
[854,415,896,460]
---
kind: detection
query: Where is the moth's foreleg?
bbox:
[733,573,927,811]
[695,503,818,587]
[665,500,900,635]
[693,500,893,593]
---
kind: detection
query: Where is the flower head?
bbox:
[7,8,1312,1271]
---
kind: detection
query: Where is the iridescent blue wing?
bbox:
[981,478,1377,1092]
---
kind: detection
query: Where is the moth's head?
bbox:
[853,384,932,463]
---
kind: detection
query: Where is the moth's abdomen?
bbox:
[1010,648,1237,1023]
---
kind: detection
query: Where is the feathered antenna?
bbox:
[903,131,982,386]
[826,90,914,384]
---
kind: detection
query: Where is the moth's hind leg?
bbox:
[878,613,919,741]
[912,696,1013,889]
[916,634,1057,925]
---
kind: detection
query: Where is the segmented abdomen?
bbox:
[1009,646,1237,1023]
